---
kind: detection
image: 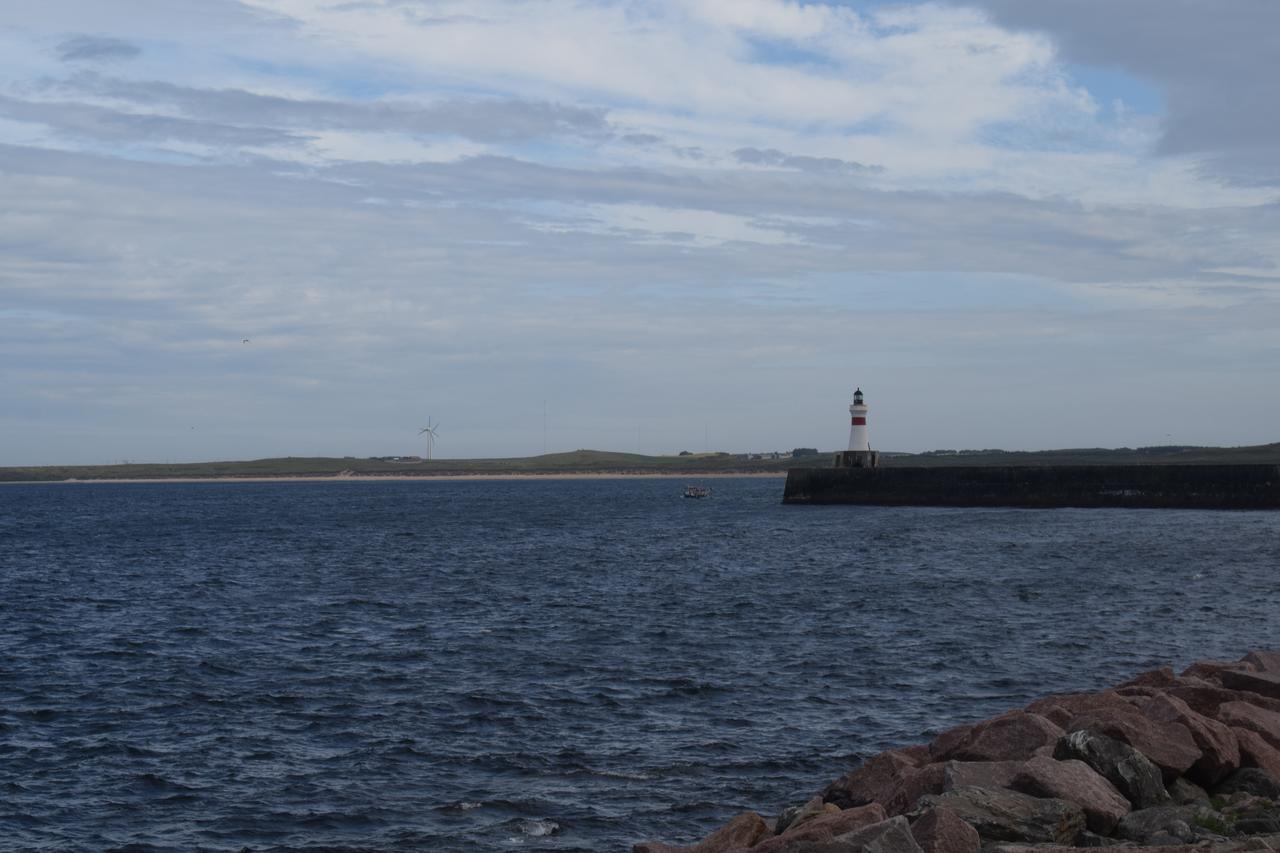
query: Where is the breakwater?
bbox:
[783,464,1280,509]
[635,650,1280,852]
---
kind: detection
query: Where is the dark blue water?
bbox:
[2,479,1278,850]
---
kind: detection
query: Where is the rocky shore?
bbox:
[635,650,1280,853]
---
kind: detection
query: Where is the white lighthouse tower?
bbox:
[836,386,879,468]
[848,387,869,452]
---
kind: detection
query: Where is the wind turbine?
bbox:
[418,419,440,460]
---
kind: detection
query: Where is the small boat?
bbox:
[683,485,712,499]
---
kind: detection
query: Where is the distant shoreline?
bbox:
[4,444,1278,485]
[9,471,787,485]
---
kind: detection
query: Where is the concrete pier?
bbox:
[782,464,1280,509]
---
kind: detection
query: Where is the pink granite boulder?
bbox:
[942,761,1023,793]
[1119,667,1178,689]
[929,723,978,763]
[775,796,841,836]
[1067,706,1200,782]
[1231,727,1280,779]
[822,750,919,810]
[632,811,769,853]
[1169,684,1280,717]
[950,712,1065,763]
[1010,756,1130,835]
[1026,692,1134,721]
[1244,651,1280,675]
[1221,669,1280,702]
[1031,705,1073,730]
[1140,692,1240,785]
[886,763,947,816]
[916,787,1085,845]
[909,805,981,853]
[1217,701,1280,750]
[1181,660,1253,682]
[1052,729,1170,810]
[831,815,922,853]
[898,744,932,765]
[750,804,887,853]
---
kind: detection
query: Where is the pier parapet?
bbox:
[783,463,1280,508]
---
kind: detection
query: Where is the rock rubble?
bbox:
[634,650,1280,853]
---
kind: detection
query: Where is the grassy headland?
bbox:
[2,444,1279,482]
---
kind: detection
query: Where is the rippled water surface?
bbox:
[2,478,1278,850]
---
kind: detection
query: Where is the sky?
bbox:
[2,0,1278,464]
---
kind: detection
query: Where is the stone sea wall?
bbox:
[635,651,1280,853]
[782,465,1280,509]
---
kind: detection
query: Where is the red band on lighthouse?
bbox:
[852,417,866,425]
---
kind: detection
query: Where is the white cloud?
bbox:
[237,0,1064,131]
[687,0,851,39]
[1,0,1278,463]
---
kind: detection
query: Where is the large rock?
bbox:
[1170,684,1280,717]
[1025,692,1135,729]
[831,816,922,853]
[1119,667,1178,689]
[928,723,978,763]
[1010,756,1130,835]
[1067,705,1201,781]
[942,761,1023,793]
[950,712,1065,763]
[886,763,947,816]
[824,751,918,809]
[1244,651,1280,675]
[909,806,980,853]
[777,797,842,836]
[1167,777,1210,806]
[1168,685,1241,717]
[1212,767,1280,800]
[1232,727,1280,780]
[988,840,1280,853]
[1027,705,1072,730]
[1222,669,1280,701]
[1113,804,1211,843]
[1052,729,1170,809]
[751,804,889,853]
[1219,701,1280,749]
[916,786,1085,845]
[633,811,770,853]
[1182,660,1253,682]
[1141,692,1241,785]
[898,745,932,766]
[1235,814,1280,835]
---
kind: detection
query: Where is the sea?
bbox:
[2,477,1278,851]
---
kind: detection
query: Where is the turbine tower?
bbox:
[418,419,440,460]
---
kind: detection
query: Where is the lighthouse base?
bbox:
[834,450,879,469]
[783,464,1280,509]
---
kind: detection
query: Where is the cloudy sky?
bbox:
[2,0,1277,464]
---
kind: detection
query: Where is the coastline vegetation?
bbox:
[2,443,1279,483]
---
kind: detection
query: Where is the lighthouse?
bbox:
[848,387,869,452]
[836,386,879,468]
